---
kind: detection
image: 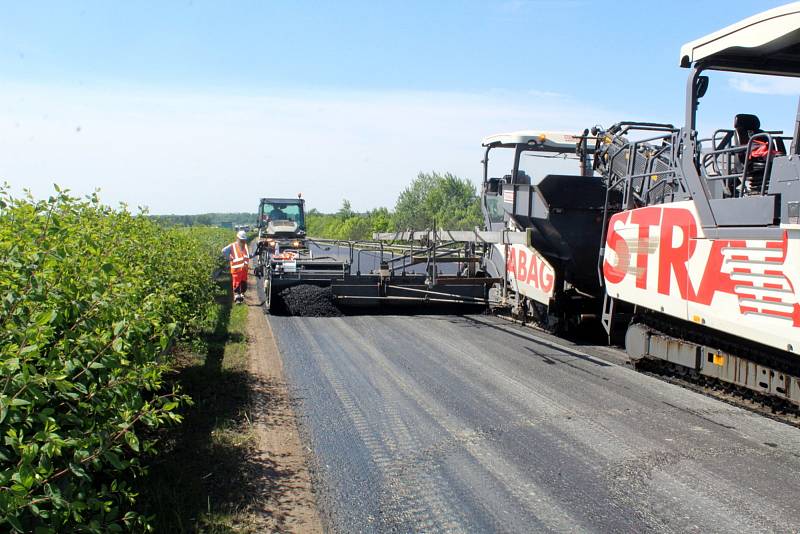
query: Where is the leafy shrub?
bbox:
[0,186,229,532]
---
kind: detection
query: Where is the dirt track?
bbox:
[244,280,322,532]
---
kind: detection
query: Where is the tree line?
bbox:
[150,212,257,228]
[150,171,484,240]
[309,171,483,240]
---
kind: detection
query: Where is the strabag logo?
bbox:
[506,244,555,303]
[603,205,800,327]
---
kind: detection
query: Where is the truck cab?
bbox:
[257,197,307,250]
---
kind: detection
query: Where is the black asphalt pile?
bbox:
[276,285,343,317]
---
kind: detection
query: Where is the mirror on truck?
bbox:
[696,75,709,99]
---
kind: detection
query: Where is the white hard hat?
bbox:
[236,230,247,240]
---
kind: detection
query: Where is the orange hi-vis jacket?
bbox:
[229,242,250,274]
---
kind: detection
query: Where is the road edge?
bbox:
[245,276,323,532]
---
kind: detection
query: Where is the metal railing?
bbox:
[595,125,680,207]
[700,130,789,198]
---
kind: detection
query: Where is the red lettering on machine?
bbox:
[506,246,555,296]
[603,206,800,327]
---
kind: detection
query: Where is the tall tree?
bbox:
[338,199,353,219]
[394,172,482,231]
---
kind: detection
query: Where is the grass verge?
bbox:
[135,276,267,533]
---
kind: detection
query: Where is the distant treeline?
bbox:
[150,212,257,228]
[152,172,483,240]
[308,171,483,241]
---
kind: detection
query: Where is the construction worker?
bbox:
[221,230,253,303]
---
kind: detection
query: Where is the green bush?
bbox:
[0,186,228,532]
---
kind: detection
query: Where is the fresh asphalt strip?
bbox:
[267,311,800,533]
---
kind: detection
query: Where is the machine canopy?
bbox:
[680,2,800,76]
[481,131,583,152]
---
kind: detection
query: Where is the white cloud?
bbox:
[0,82,615,214]
[729,74,800,95]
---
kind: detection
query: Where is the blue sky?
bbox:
[1,0,797,213]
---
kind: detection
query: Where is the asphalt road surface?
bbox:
[270,313,800,533]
